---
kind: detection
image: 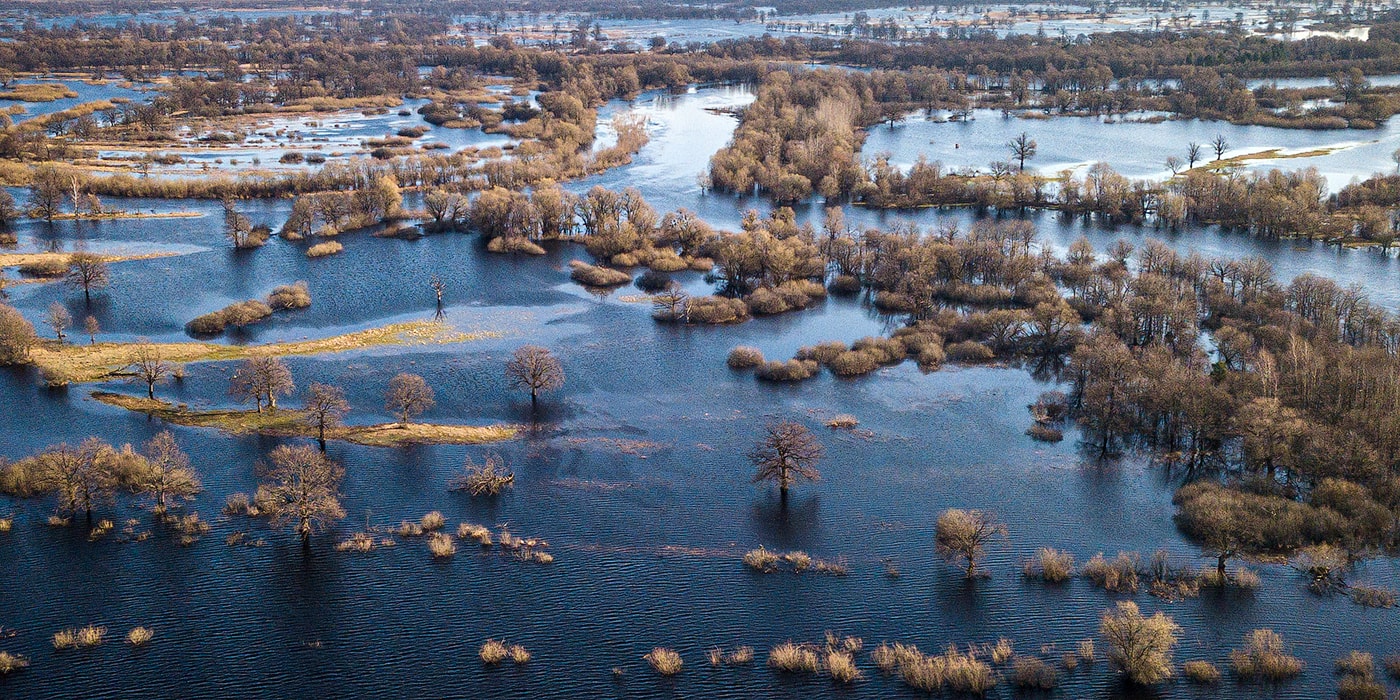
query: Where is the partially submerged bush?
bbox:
[828,350,880,376]
[1337,651,1375,679]
[1023,547,1075,582]
[186,299,274,334]
[1026,423,1064,442]
[1183,660,1221,683]
[686,296,748,324]
[768,642,822,674]
[1338,677,1387,700]
[946,340,995,363]
[0,651,28,675]
[795,341,847,365]
[420,511,446,531]
[448,454,515,496]
[54,625,107,650]
[480,639,508,665]
[1230,629,1303,682]
[126,627,154,646]
[266,282,311,310]
[1349,584,1397,608]
[487,236,546,255]
[754,359,817,382]
[1084,552,1141,592]
[569,260,630,287]
[428,532,456,558]
[825,414,859,429]
[1011,656,1057,689]
[306,241,344,257]
[743,546,779,573]
[1100,602,1178,685]
[645,647,683,676]
[727,346,764,369]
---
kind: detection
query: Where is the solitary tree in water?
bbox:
[749,420,823,503]
[934,508,1007,578]
[385,372,434,426]
[1008,132,1037,170]
[33,438,117,522]
[132,430,201,516]
[504,345,565,408]
[64,252,109,304]
[1099,601,1179,685]
[258,444,345,546]
[302,383,350,451]
[45,302,70,342]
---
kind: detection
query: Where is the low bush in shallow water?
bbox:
[1230,629,1303,682]
[645,648,683,676]
[0,651,28,675]
[568,260,629,287]
[306,241,343,258]
[427,532,456,558]
[480,640,508,665]
[754,359,817,382]
[126,627,154,646]
[1011,656,1057,689]
[1182,660,1220,684]
[1022,547,1075,582]
[726,346,764,369]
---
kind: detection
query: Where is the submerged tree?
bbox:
[934,508,1008,578]
[385,372,434,426]
[1008,132,1037,170]
[129,340,171,400]
[130,430,201,515]
[302,383,350,451]
[257,444,345,546]
[64,252,109,304]
[33,438,117,521]
[1100,601,1179,685]
[504,345,565,407]
[749,420,823,501]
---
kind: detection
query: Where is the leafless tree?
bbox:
[1008,132,1037,170]
[64,252,110,304]
[129,340,171,399]
[34,438,118,521]
[385,372,434,426]
[45,302,70,342]
[257,444,345,545]
[229,356,294,413]
[1186,142,1202,168]
[83,315,100,344]
[132,430,201,515]
[934,508,1007,577]
[302,382,350,450]
[749,420,823,501]
[1211,134,1229,161]
[504,345,565,407]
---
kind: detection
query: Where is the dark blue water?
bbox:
[2,85,1399,699]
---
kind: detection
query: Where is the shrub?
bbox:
[457,523,492,545]
[647,252,688,272]
[487,236,546,255]
[916,343,947,370]
[126,627,154,646]
[480,640,508,664]
[1338,678,1387,700]
[307,241,343,257]
[1100,602,1178,685]
[1337,651,1375,679]
[825,649,862,683]
[54,625,106,649]
[1350,584,1397,608]
[428,533,456,558]
[686,295,748,324]
[1084,552,1141,592]
[0,651,28,675]
[420,511,446,531]
[829,274,861,294]
[1384,655,1400,680]
[1026,423,1064,442]
[754,359,817,382]
[1183,660,1221,683]
[851,336,905,363]
[267,282,311,310]
[768,642,821,674]
[782,551,812,572]
[1023,547,1075,582]
[224,492,255,516]
[279,151,305,164]
[743,546,779,573]
[1230,629,1303,682]
[335,532,375,553]
[727,346,765,369]
[946,340,995,363]
[645,648,683,675]
[569,260,630,286]
[509,645,530,663]
[828,350,880,376]
[635,269,673,292]
[449,454,514,496]
[795,341,847,365]
[18,259,67,277]
[746,287,790,315]
[1011,656,1057,689]
[826,414,859,429]
[728,646,755,664]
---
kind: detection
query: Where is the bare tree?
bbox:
[504,345,565,407]
[302,382,350,450]
[83,315,100,344]
[1165,156,1183,176]
[45,302,71,342]
[28,167,66,222]
[749,420,823,501]
[34,438,118,521]
[257,444,345,545]
[1008,132,1038,170]
[64,252,110,304]
[385,372,434,426]
[229,356,294,412]
[1186,142,1202,168]
[1211,134,1229,161]
[131,430,201,515]
[934,508,1007,577]
[430,274,446,306]
[1100,601,1179,685]
[0,304,37,364]
[129,340,170,399]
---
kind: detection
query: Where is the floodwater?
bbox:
[2,82,1400,699]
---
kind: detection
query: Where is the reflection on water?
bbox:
[2,83,1399,699]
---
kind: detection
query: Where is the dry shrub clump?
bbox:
[335,532,376,553]
[569,260,630,287]
[1011,656,1058,689]
[480,639,508,665]
[946,341,995,363]
[1349,584,1397,608]
[872,642,996,694]
[795,341,847,365]
[0,651,28,675]
[1023,547,1075,582]
[306,241,344,258]
[645,647,683,676]
[428,532,457,558]
[224,492,257,516]
[768,642,822,674]
[743,546,779,572]
[419,511,446,531]
[1183,660,1221,684]
[126,627,154,646]
[448,454,515,496]
[1384,655,1400,679]
[394,521,425,537]
[1337,651,1375,679]
[825,414,859,429]
[1026,423,1064,442]
[825,649,862,683]
[457,523,493,546]
[726,346,765,369]
[487,236,546,255]
[1083,552,1141,592]
[828,350,880,376]
[686,296,749,324]
[0,516,11,532]
[754,359,818,382]
[1337,654,1385,700]
[267,282,312,310]
[1230,629,1303,682]
[54,625,107,649]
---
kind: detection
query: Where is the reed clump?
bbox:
[569,260,630,287]
[645,647,683,676]
[420,511,446,531]
[1011,656,1057,689]
[1230,629,1303,682]
[743,546,845,575]
[710,645,754,666]
[54,625,106,649]
[457,522,492,545]
[306,241,344,258]
[0,651,28,675]
[1023,547,1075,582]
[126,627,154,646]
[480,639,508,665]
[1083,552,1140,592]
[1349,584,1397,608]
[335,532,376,553]
[768,642,822,674]
[1183,660,1221,683]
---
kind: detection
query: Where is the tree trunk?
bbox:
[1217,554,1227,581]
[147,382,155,400]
